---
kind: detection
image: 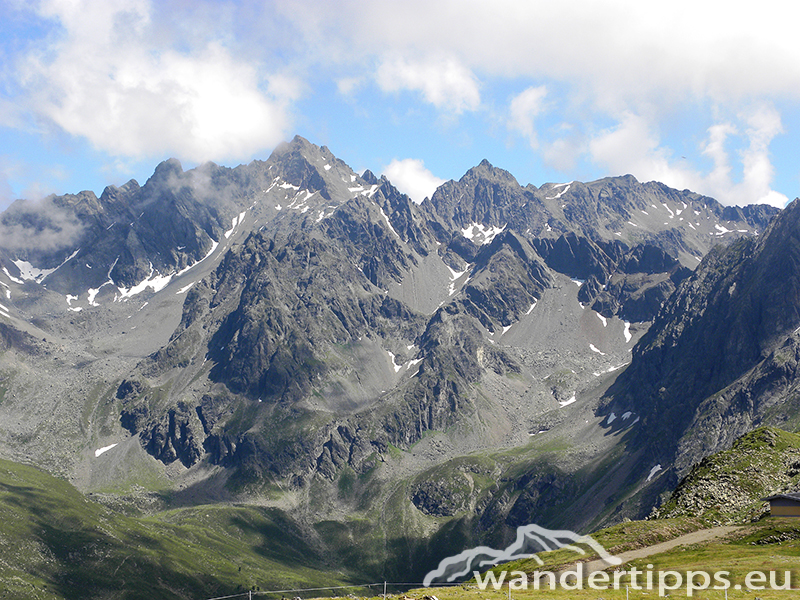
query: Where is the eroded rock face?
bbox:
[139,402,203,467]
[118,380,203,468]
[577,244,693,323]
[603,199,800,473]
[103,139,779,490]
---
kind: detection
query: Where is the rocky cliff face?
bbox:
[603,199,800,482]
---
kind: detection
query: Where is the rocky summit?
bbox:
[0,135,792,583]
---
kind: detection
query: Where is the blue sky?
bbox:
[1,0,798,212]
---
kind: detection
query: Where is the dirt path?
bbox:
[581,526,742,573]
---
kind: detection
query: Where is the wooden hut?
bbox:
[760,492,800,517]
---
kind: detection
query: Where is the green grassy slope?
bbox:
[654,426,800,524]
[409,517,799,600]
[0,459,356,600]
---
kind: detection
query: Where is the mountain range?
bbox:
[0,135,795,586]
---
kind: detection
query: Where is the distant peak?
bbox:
[460,159,519,186]
[268,135,321,162]
[361,169,379,185]
[148,158,183,184]
[290,134,313,147]
[617,174,640,186]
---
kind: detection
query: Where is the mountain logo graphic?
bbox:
[423,523,621,586]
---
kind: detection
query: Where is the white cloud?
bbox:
[383,158,445,204]
[3,0,799,206]
[0,173,13,213]
[272,0,800,106]
[587,108,789,208]
[337,77,364,96]
[508,86,548,149]
[16,0,296,163]
[0,195,86,252]
[702,122,738,191]
[739,105,786,206]
[376,56,480,114]
[588,113,678,183]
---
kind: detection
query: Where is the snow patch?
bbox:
[387,351,403,373]
[176,282,196,295]
[592,363,628,377]
[378,206,399,238]
[446,264,467,281]
[525,301,537,315]
[545,182,572,200]
[224,211,246,239]
[596,312,607,327]
[87,288,102,306]
[461,223,506,245]
[558,395,577,407]
[589,344,606,355]
[623,321,632,343]
[175,240,219,278]
[87,256,120,306]
[714,223,733,235]
[606,412,616,425]
[116,262,172,300]
[12,259,57,283]
[646,464,663,482]
[94,443,118,457]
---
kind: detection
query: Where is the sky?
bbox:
[1,0,799,213]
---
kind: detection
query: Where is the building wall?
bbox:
[770,503,800,517]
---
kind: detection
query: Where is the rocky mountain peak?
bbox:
[147,157,184,185]
[459,158,521,187]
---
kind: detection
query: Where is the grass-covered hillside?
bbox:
[0,459,357,599]
[653,426,800,524]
